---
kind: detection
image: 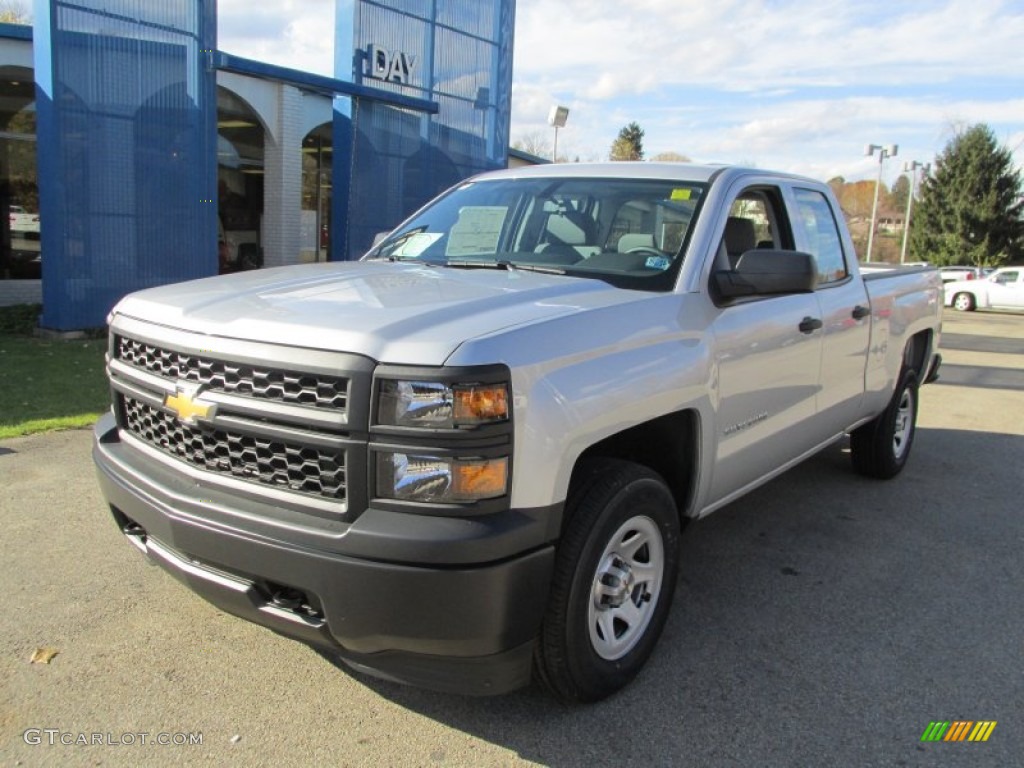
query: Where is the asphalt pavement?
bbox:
[1,309,1022,767]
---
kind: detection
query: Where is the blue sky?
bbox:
[217,0,1024,186]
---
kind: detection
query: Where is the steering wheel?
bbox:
[626,247,665,258]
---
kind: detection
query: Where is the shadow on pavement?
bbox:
[314,428,1024,766]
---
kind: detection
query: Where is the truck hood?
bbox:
[113,261,639,365]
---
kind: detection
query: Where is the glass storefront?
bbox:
[216,86,264,273]
[0,66,38,280]
[302,123,332,263]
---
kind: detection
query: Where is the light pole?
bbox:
[864,143,898,262]
[548,105,569,163]
[900,160,929,264]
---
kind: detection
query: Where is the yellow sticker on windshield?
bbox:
[670,188,691,201]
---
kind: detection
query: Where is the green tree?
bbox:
[909,124,1024,267]
[610,122,644,161]
[887,174,911,212]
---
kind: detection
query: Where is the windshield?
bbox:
[364,176,707,291]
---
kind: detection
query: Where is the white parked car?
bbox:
[8,205,40,234]
[939,266,983,283]
[944,267,1024,311]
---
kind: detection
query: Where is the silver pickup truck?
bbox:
[93,163,942,702]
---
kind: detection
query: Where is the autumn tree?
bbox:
[512,131,552,160]
[610,122,644,161]
[835,179,882,220]
[0,1,29,23]
[909,123,1024,267]
[650,151,691,162]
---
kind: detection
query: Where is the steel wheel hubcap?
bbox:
[588,515,664,660]
[892,387,914,459]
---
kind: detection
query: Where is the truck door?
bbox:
[707,186,825,504]
[988,269,1023,308]
[790,187,872,433]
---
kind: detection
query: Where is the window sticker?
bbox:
[670,188,692,201]
[446,206,508,256]
[645,256,671,270]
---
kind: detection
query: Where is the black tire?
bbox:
[952,292,976,312]
[534,459,680,703]
[850,369,919,479]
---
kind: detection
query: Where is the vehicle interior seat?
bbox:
[724,216,757,268]
[533,210,598,264]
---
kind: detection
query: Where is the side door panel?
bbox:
[709,294,823,502]
[789,187,872,434]
[988,270,1023,308]
[706,183,824,504]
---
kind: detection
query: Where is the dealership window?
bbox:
[0,66,38,280]
[302,122,332,262]
[217,86,264,272]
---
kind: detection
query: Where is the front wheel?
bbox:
[534,459,680,703]
[850,369,919,479]
[952,292,976,311]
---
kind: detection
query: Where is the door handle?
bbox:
[799,316,823,334]
[852,305,871,320]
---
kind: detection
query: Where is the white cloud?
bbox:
[217,0,334,76]
[216,1,1024,181]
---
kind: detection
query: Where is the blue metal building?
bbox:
[0,0,516,330]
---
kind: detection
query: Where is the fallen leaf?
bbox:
[30,647,59,664]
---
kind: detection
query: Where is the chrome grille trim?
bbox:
[122,396,346,501]
[116,335,348,411]
[106,317,375,515]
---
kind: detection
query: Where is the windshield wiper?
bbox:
[444,260,566,275]
[364,227,428,261]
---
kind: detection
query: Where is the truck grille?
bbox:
[116,336,347,410]
[109,329,367,512]
[123,397,346,500]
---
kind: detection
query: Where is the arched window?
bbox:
[0,65,39,280]
[301,122,332,262]
[217,86,265,272]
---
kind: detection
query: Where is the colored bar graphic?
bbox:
[944,721,972,741]
[968,721,997,742]
[921,720,996,742]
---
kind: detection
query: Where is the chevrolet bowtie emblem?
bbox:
[165,386,214,425]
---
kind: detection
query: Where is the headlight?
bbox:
[376,452,508,502]
[378,380,509,428]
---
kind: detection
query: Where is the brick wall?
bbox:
[262,85,304,269]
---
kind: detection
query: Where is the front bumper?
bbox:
[93,413,555,695]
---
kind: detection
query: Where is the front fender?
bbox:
[445,293,716,513]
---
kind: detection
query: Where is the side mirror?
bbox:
[713,249,818,298]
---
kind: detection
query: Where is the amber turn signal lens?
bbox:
[453,385,509,425]
[453,457,508,499]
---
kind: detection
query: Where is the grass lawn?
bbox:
[0,334,109,439]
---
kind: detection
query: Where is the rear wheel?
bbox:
[850,369,919,479]
[534,459,680,703]
[952,292,976,311]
